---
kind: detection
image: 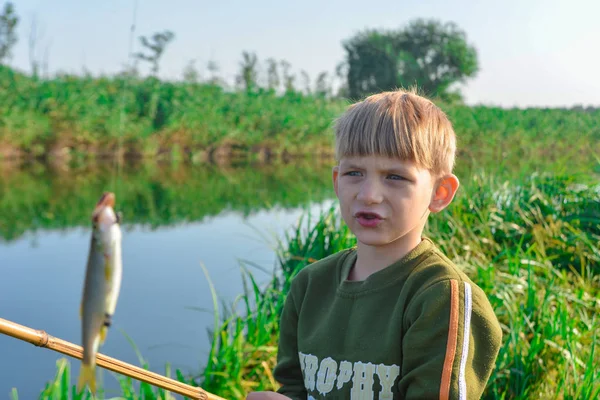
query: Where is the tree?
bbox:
[335,61,349,98]
[300,70,311,94]
[118,60,140,78]
[341,19,478,100]
[0,1,18,64]
[315,71,330,97]
[343,29,398,100]
[28,14,41,76]
[235,51,258,91]
[182,59,200,83]
[134,30,175,75]
[266,58,280,91]
[280,60,295,92]
[28,14,51,78]
[396,19,478,98]
[206,59,220,85]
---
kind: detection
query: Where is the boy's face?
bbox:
[332,155,457,249]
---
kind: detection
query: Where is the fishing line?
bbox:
[111,0,139,194]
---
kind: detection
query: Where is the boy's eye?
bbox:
[388,174,405,181]
[345,171,361,177]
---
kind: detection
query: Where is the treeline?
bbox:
[4,1,600,108]
[2,1,484,101]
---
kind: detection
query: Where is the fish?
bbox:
[77,192,123,394]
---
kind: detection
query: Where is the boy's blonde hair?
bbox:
[334,88,457,177]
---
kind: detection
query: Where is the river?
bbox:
[0,159,337,399]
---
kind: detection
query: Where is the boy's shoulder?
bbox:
[408,238,473,284]
[405,238,495,310]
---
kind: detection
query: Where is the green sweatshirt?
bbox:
[273,237,502,400]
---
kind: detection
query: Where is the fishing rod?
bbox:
[0,317,227,400]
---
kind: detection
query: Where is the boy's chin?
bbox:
[354,230,419,249]
[354,233,395,247]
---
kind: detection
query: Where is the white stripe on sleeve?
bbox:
[458,282,473,400]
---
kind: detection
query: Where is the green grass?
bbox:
[190,171,600,399]
[1,65,598,170]
[0,66,345,158]
[12,357,181,400]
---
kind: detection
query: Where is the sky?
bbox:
[7,0,600,108]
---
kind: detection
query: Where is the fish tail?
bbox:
[77,362,97,394]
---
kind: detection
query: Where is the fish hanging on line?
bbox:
[77,192,123,394]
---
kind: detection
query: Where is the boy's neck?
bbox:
[349,233,423,281]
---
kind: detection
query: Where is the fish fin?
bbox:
[99,325,108,345]
[104,256,112,282]
[77,363,96,394]
[100,313,112,344]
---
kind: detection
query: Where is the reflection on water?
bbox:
[0,160,336,399]
[0,159,335,242]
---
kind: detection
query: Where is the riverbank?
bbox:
[0,66,345,164]
[1,66,599,168]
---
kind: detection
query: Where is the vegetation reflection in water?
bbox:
[0,159,335,243]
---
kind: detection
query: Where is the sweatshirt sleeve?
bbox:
[272,282,307,400]
[398,279,502,400]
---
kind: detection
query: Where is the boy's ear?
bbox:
[332,166,340,196]
[429,174,459,213]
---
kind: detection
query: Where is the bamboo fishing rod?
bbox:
[0,317,227,400]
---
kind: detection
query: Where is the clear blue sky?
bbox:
[9,0,600,108]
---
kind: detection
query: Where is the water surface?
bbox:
[0,160,336,399]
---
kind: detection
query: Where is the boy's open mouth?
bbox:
[355,212,383,220]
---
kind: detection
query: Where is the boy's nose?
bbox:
[356,180,384,204]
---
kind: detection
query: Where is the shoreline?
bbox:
[0,141,337,168]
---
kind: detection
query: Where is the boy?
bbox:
[248,89,502,399]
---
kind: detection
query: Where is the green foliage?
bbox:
[135,31,176,76]
[3,66,598,170]
[343,28,399,100]
[0,66,344,156]
[342,19,478,100]
[396,19,478,98]
[0,1,18,63]
[236,51,259,92]
[13,357,182,400]
[194,172,599,399]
